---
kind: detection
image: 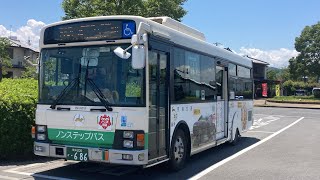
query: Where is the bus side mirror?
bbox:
[132,45,145,69]
[114,47,131,59]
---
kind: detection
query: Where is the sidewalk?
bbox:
[254,99,320,109]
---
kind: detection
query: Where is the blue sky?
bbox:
[1,0,320,67]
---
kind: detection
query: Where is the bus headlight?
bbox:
[123,140,133,148]
[37,125,46,133]
[123,131,134,139]
[37,134,46,141]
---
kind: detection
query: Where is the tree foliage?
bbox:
[293,22,320,81]
[61,0,187,21]
[267,69,277,81]
[0,37,12,79]
[288,57,308,81]
[21,66,38,79]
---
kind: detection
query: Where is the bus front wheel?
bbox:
[231,129,240,146]
[169,129,188,171]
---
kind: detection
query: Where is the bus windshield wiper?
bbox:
[86,78,113,111]
[83,57,113,111]
[50,77,79,109]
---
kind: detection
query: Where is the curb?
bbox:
[254,104,320,110]
[267,100,320,105]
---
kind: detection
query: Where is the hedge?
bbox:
[283,80,320,96]
[0,78,38,160]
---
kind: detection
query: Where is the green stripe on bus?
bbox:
[144,133,148,150]
[48,128,114,148]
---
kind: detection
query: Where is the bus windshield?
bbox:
[39,44,145,107]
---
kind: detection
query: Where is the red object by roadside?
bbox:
[262,83,268,97]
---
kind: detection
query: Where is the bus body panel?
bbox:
[170,103,217,150]
[35,105,149,165]
[228,100,254,141]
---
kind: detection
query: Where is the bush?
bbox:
[283,80,320,96]
[0,78,38,160]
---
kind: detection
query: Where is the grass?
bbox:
[269,95,320,103]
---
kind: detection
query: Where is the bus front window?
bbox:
[39,44,145,107]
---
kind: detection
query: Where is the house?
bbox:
[4,36,39,78]
[246,56,281,98]
[247,56,269,81]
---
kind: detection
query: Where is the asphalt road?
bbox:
[0,107,319,180]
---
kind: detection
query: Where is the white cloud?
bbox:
[237,47,299,68]
[0,19,46,50]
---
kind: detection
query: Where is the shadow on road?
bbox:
[31,137,259,180]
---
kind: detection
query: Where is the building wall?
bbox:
[6,46,39,78]
[253,63,266,80]
[6,67,24,78]
[12,48,25,67]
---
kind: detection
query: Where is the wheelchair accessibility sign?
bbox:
[122,22,135,38]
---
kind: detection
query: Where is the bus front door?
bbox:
[148,50,169,161]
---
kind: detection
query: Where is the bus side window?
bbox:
[216,66,224,100]
[200,55,216,101]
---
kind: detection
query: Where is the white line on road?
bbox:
[189,116,305,180]
[247,130,276,134]
[4,162,47,172]
[4,169,75,180]
[0,175,19,180]
[254,114,301,118]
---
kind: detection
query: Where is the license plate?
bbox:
[67,147,89,161]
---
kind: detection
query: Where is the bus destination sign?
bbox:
[44,20,136,44]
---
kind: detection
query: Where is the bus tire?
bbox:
[231,129,240,146]
[169,129,188,171]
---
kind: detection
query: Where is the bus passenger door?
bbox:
[215,66,228,140]
[148,50,169,161]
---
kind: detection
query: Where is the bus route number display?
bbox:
[44,20,136,44]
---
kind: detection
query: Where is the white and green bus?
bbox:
[33,16,253,170]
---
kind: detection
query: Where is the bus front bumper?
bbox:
[34,142,148,165]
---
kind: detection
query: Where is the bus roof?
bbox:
[40,15,252,68]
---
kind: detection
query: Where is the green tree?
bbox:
[0,37,12,81]
[278,68,290,82]
[294,22,320,82]
[267,69,277,80]
[21,66,38,79]
[61,0,187,21]
[288,57,308,81]
[144,0,187,21]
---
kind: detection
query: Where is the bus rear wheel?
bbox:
[169,129,188,171]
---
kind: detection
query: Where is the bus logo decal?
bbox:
[74,114,85,127]
[98,114,113,130]
[121,116,127,127]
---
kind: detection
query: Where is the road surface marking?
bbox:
[254,114,301,118]
[0,175,19,180]
[250,116,281,130]
[4,162,47,172]
[247,130,275,134]
[4,169,75,180]
[4,162,75,180]
[189,117,304,180]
